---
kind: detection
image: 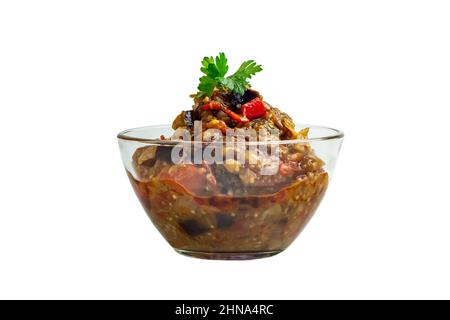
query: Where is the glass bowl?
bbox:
[117,124,343,260]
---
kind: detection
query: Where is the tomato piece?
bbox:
[201,101,222,111]
[158,165,208,196]
[279,163,295,176]
[242,97,266,120]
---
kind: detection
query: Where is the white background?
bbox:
[1,1,449,299]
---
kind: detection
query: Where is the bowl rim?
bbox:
[117,123,344,145]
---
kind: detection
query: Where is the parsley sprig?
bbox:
[197,53,262,97]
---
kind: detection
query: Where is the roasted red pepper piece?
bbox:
[241,97,266,120]
[222,107,249,123]
[202,101,249,123]
[201,98,266,123]
[158,165,209,196]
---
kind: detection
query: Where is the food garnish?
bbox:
[197,52,262,98]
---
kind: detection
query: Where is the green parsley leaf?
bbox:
[231,60,263,82]
[198,76,217,97]
[215,52,229,77]
[219,77,246,96]
[197,53,262,97]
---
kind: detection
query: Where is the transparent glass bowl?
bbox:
[118,124,343,260]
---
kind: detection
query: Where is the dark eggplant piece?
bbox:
[184,110,194,128]
[172,110,196,129]
[179,219,208,236]
[242,89,261,104]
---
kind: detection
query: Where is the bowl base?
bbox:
[174,249,283,260]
